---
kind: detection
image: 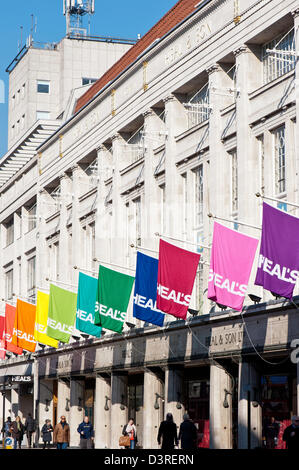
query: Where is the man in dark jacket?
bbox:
[283,416,299,450]
[157,413,178,450]
[264,416,280,449]
[178,413,198,450]
[10,416,24,449]
[2,417,12,437]
[24,413,36,448]
[77,416,94,449]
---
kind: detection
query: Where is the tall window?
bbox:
[262,30,295,84]
[28,203,37,232]
[230,150,238,214]
[5,218,14,246]
[257,134,265,194]
[273,126,286,196]
[134,198,141,247]
[182,173,187,238]
[186,84,210,129]
[27,256,36,300]
[82,78,97,86]
[194,165,204,228]
[5,269,13,301]
[159,184,166,234]
[37,80,50,94]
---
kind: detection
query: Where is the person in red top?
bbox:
[122,418,137,449]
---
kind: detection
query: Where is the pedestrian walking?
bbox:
[41,419,54,449]
[2,417,12,437]
[157,413,178,450]
[77,416,94,449]
[53,416,70,449]
[178,413,198,450]
[122,418,138,449]
[263,416,280,449]
[10,416,24,449]
[283,415,299,450]
[24,413,36,448]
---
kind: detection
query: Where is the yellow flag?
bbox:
[34,291,58,348]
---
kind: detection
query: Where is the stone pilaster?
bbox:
[164,367,184,431]
[110,373,128,448]
[69,379,84,447]
[143,370,164,449]
[94,374,111,448]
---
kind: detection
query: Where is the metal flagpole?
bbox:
[207,213,261,231]
[155,232,210,249]
[129,243,210,266]
[255,192,299,209]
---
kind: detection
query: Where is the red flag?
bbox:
[12,300,37,352]
[156,239,200,320]
[0,316,6,360]
[4,304,23,355]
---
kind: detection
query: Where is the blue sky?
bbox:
[0,0,176,157]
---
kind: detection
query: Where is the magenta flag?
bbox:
[208,222,258,311]
[156,239,200,320]
[255,202,299,299]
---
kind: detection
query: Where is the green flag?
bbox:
[76,272,102,338]
[47,284,77,343]
[95,265,135,334]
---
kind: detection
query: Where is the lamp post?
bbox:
[1,383,5,448]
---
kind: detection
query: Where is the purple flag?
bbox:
[255,202,299,299]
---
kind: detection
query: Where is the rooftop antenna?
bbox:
[18,26,23,51]
[63,0,95,38]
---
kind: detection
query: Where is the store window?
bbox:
[37,80,50,94]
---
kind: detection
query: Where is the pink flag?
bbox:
[0,316,6,360]
[156,239,200,320]
[208,222,258,311]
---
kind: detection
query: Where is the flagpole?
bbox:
[129,243,210,266]
[207,213,261,231]
[92,258,136,272]
[45,278,78,289]
[255,192,299,209]
[154,232,210,249]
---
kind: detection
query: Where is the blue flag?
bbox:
[133,252,165,327]
[76,272,102,338]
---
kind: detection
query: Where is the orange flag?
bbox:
[4,304,23,355]
[12,299,37,352]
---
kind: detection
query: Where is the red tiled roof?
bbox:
[74,0,202,114]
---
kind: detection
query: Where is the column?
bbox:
[207,64,234,220]
[143,370,164,449]
[11,386,19,419]
[143,109,165,249]
[36,189,53,291]
[209,364,233,449]
[69,379,84,447]
[293,9,299,207]
[234,45,262,230]
[58,173,72,282]
[38,380,54,445]
[57,379,70,423]
[163,94,186,238]
[164,367,184,430]
[110,134,127,266]
[94,374,111,448]
[110,373,128,448]
[238,361,262,449]
[71,164,86,282]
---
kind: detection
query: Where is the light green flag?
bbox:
[95,265,135,334]
[47,284,77,343]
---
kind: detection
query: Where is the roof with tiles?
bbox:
[74,0,204,114]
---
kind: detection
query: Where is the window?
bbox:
[185,84,210,129]
[182,173,187,238]
[273,126,286,196]
[262,30,295,84]
[5,269,13,301]
[27,256,36,300]
[134,197,141,247]
[5,218,14,246]
[82,78,97,86]
[159,184,166,234]
[27,204,37,232]
[36,111,50,121]
[257,135,265,193]
[230,150,238,214]
[37,80,50,94]
[194,165,204,228]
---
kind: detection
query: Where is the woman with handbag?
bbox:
[121,418,137,449]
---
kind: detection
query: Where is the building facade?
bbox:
[1,0,299,449]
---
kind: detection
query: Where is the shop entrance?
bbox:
[128,375,144,448]
[261,374,295,449]
[84,378,95,424]
[184,367,210,448]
